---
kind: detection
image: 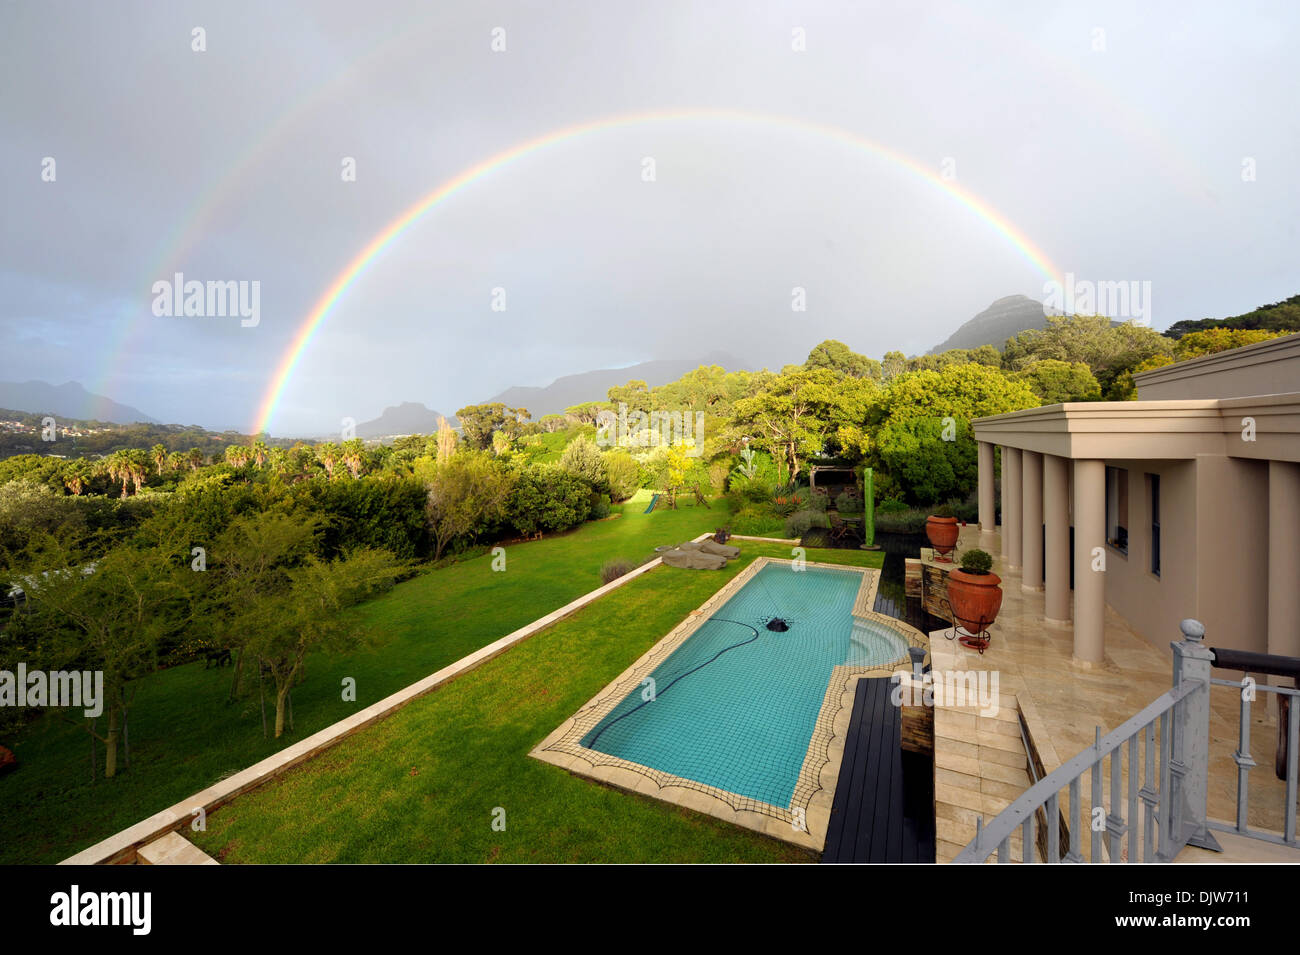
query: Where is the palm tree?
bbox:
[102,451,130,498]
[187,448,204,471]
[251,440,269,468]
[341,439,365,479]
[125,449,149,494]
[63,459,90,495]
[317,442,340,479]
[267,446,289,475]
[225,445,250,468]
[151,444,168,475]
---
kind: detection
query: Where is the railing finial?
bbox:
[1179,618,1205,642]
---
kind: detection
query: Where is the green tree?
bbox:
[12,535,190,777]
[804,340,881,381]
[603,450,641,501]
[208,513,319,699]
[242,549,404,738]
[1164,294,1300,339]
[563,402,608,425]
[316,442,341,478]
[424,452,514,559]
[728,368,874,482]
[1001,315,1172,399]
[455,403,530,450]
[557,435,608,492]
[1014,359,1102,403]
[868,364,1039,505]
[1173,327,1289,359]
[340,438,366,479]
[881,350,908,383]
[607,380,651,413]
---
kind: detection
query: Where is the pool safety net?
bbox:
[539,560,928,826]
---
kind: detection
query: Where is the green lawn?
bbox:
[191,541,884,863]
[0,499,730,864]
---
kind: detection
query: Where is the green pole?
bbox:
[862,467,875,547]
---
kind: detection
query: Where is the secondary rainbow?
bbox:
[252,107,1065,436]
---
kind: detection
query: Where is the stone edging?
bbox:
[531,558,928,852]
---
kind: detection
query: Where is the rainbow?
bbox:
[252,107,1065,436]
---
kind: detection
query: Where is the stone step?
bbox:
[136,831,218,866]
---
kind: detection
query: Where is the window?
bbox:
[1150,474,1161,577]
[1106,466,1129,554]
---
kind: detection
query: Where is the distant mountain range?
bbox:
[0,380,157,425]
[927,295,1051,354]
[354,402,453,439]
[479,351,749,419]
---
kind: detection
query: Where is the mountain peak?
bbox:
[927,295,1050,354]
[355,402,451,439]
[0,379,157,424]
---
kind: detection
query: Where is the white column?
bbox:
[1021,451,1044,592]
[978,441,997,539]
[1073,459,1106,665]
[1004,447,1022,571]
[1044,454,1071,625]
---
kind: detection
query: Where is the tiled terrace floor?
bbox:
[934,525,1298,863]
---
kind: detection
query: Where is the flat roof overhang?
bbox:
[972,393,1300,463]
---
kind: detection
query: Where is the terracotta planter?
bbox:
[925,515,960,560]
[946,569,1003,634]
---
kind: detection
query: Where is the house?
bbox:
[971,331,1300,669]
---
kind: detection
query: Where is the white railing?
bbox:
[956,620,1221,863]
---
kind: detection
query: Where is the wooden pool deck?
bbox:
[821,677,936,863]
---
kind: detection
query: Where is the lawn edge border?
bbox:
[60,532,713,865]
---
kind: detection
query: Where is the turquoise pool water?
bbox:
[581,563,908,808]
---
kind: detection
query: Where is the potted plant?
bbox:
[946,548,1002,651]
[925,503,960,561]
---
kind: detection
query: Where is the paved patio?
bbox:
[932,524,1299,863]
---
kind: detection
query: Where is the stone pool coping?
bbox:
[530,556,929,853]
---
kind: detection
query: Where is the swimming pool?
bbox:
[533,556,926,847]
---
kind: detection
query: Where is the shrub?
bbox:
[877,498,908,514]
[727,474,773,505]
[784,508,830,539]
[874,507,928,534]
[931,502,957,518]
[728,505,785,537]
[506,466,593,537]
[773,493,804,516]
[599,559,636,584]
[960,548,994,574]
[834,491,862,513]
[948,496,979,523]
[603,451,641,502]
[806,491,829,512]
[590,493,612,520]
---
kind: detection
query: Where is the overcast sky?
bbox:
[2,1,1296,435]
